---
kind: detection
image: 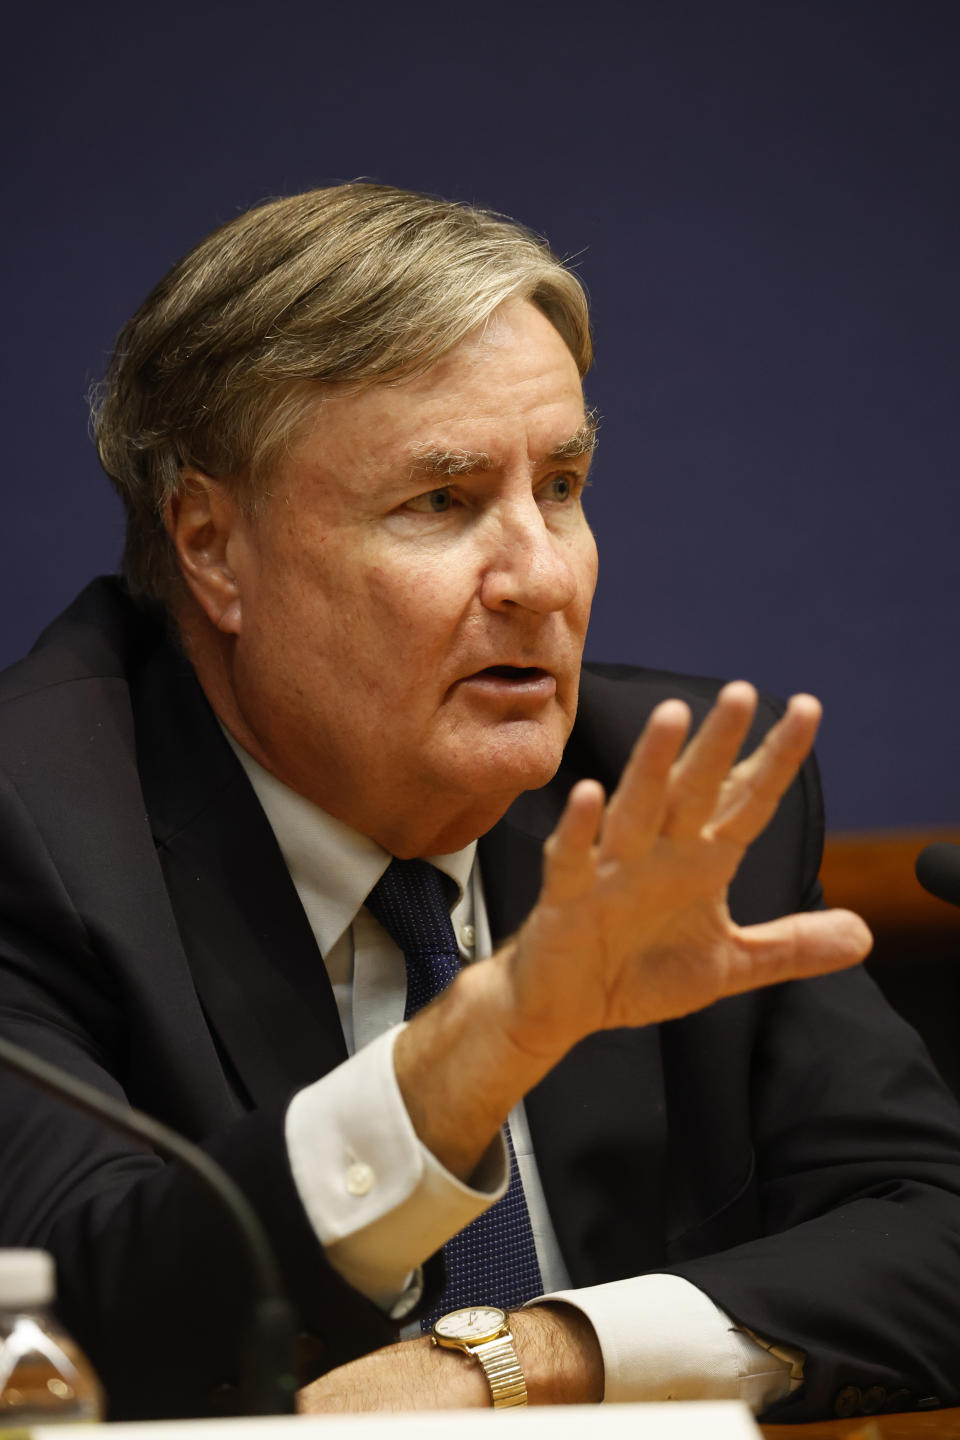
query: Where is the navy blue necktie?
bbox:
[365,858,543,1325]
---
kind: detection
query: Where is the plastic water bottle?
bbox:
[0,1250,103,1429]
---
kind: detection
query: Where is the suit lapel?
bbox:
[130,638,347,1112]
[481,769,670,1286]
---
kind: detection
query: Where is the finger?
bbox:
[723,907,872,998]
[661,681,758,840]
[541,778,606,901]
[710,693,821,848]
[600,699,691,859]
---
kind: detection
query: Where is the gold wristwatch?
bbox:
[432,1305,528,1408]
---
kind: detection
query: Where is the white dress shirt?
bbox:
[228,737,802,1410]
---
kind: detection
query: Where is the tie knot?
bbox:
[365,858,459,959]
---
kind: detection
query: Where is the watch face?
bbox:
[434,1306,506,1342]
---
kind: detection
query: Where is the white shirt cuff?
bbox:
[534,1274,802,1412]
[285,1025,508,1311]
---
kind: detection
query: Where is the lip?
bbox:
[455,665,558,702]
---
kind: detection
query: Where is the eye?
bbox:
[405,487,454,513]
[540,474,576,503]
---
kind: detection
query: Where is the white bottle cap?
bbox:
[0,1249,55,1306]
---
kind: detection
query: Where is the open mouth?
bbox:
[479,665,547,681]
[460,665,556,695]
[454,664,557,705]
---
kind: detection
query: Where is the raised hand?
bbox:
[396,682,871,1183]
[503,682,872,1058]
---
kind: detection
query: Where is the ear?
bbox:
[165,473,249,635]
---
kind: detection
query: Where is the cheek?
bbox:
[269,535,381,643]
[364,556,471,641]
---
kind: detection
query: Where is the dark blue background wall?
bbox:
[3,0,957,830]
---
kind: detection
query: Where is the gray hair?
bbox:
[92,182,593,604]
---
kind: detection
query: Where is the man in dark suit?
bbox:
[2,183,959,1425]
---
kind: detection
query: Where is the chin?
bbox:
[455,724,567,800]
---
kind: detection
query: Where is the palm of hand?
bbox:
[507,684,870,1056]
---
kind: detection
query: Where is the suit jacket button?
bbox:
[861,1386,886,1414]
[834,1386,862,1418]
[916,1396,942,1410]
[886,1389,913,1412]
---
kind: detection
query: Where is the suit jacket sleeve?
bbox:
[663,964,960,1421]
[658,718,960,1421]
[0,767,397,1420]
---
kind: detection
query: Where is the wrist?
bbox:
[511,1304,604,1405]
[432,1307,527,1408]
[393,953,560,1180]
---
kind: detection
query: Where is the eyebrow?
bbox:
[408,411,599,478]
[412,448,496,477]
[546,413,599,462]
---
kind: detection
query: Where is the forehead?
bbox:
[287,300,587,475]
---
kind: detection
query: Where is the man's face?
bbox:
[218,299,598,855]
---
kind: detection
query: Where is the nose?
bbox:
[478,494,582,615]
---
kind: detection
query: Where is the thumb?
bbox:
[725,908,873,997]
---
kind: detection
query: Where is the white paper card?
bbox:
[36,1400,760,1440]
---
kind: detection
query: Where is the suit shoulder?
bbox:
[582,660,786,716]
[0,578,168,802]
[0,577,161,711]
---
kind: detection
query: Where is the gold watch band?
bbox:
[470,1334,528,1408]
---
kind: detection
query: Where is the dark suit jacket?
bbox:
[2,577,960,1423]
